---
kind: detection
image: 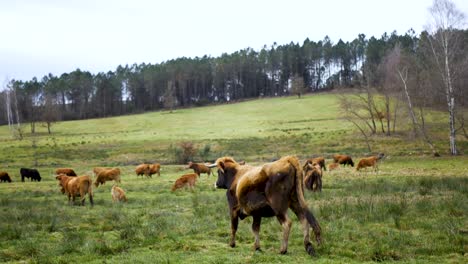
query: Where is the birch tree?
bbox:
[425,0,466,155]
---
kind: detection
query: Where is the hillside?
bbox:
[1,92,464,170]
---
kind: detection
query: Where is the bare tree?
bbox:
[425,0,466,155]
[41,93,60,134]
[339,94,373,152]
[3,79,23,140]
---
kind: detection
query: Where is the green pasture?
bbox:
[0,93,467,263]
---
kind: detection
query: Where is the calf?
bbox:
[332,154,354,167]
[111,185,128,202]
[171,173,197,191]
[356,153,385,171]
[55,168,77,176]
[210,156,321,256]
[303,162,322,192]
[95,168,121,187]
[0,171,12,183]
[187,161,211,177]
[56,174,93,206]
[20,168,41,182]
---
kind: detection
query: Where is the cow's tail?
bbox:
[289,156,321,245]
[87,177,94,206]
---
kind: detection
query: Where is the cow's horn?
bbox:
[207,163,217,168]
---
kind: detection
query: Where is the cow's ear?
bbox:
[218,161,225,173]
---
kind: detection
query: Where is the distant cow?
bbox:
[20,168,41,182]
[148,163,161,177]
[332,154,354,167]
[171,173,197,192]
[135,164,151,178]
[0,171,12,183]
[187,162,211,177]
[303,162,322,192]
[305,157,326,171]
[210,156,321,256]
[55,168,77,176]
[356,153,385,172]
[95,168,121,187]
[56,174,93,206]
[111,185,127,202]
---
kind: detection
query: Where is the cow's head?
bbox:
[186,161,193,169]
[55,174,66,193]
[209,157,238,189]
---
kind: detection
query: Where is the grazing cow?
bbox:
[356,153,385,171]
[95,168,121,187]
[187,161,211,177]
[171,173,197,192]
[20,168,41,182]
[0,171,12,183]
[135,164,151,178]
[332,154,354,167]
[56,174,93,206]
[305,157,326,171]
[148,163,161,177]
[303,162,322,192]
[55,168,77,176]
[210,156,321,256]
[111,185,128,202]
[328,163,340,171]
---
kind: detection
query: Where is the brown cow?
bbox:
[95,168,121,187]
[187,161,211,177]
[210,156,321,256]
[111,185,128,202]
[328,163,340,171]
[55,168,77,176]
[55,174,93,206]
[0,171,12,183]
[305,157,326,171]
[332,154,354,167]
[356,153,385,171]
[135,164,151,178]
[148,163,161,177]
[303,162,322,192]
[171,173,197,192]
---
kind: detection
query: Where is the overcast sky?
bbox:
[1,0,467,84]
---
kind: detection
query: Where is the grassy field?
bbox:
[0,93,467,263]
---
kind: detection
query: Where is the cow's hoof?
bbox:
[229,242,236,248]
[306,244,316,257]
[280,249,287,255]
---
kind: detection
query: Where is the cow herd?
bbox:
[0,153,384,257]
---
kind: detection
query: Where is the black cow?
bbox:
[20,168,41,182]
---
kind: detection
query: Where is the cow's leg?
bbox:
[80,189,85,206]
[252,215,262,251]
[289,203,316,256]
[276,213,292,254]
[229,210,239,247]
